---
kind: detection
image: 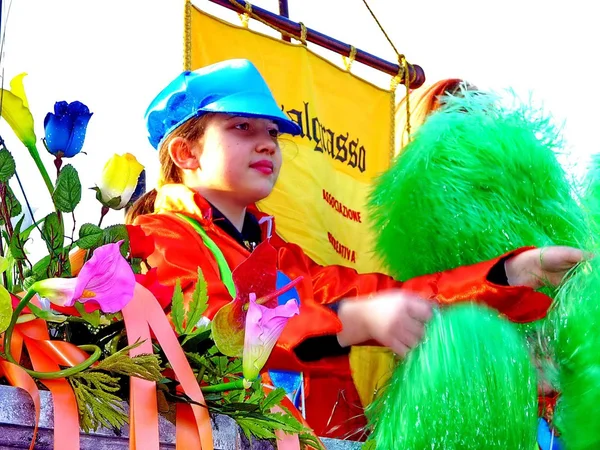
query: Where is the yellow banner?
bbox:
[190,8,393,274]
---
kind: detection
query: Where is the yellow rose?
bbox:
[97,153,144,210]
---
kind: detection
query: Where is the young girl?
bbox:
[127,59,583,440]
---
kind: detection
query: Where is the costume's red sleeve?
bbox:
[134,214,233,316]
[131,219,550,373]
[400,246,552,323]
[268,239,551,372]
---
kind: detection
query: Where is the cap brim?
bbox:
[202,92,302,136]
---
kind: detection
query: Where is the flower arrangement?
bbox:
[0,74,318,449]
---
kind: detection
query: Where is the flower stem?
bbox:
[26,144,54,198]
[200,378,250,393]
[98,205,109,227]
[54,155,63,178]
[3,289,102,379]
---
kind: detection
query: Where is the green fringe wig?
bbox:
[548,256,600,449]
[367,304,538,450]
[366,89,598,448]
[369,90,588,282]
[547,156,600,449]
[580,154,600,242]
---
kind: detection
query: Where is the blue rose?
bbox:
[43,101,93,157]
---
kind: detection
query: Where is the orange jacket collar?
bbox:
[154,183,273,236]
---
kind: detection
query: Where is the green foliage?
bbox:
[92,186,121,209]
[41,212,64,253]
[171,279,185,335]
[95,341,163,381]
[0,148,16,182]
[176,328,321,449]
[69,341,163,433]
[186,268,209,333]
[224,386,322,449]
[9,216,41,263]
[0,184,22,224]
[0,285,12,334]
[53,164,82,213]
[100,224,129,256]
[176,268,210,344]
[77,223,103,249]
[69,371,128,433]
[74,303,102,327]
[8,216,28,260]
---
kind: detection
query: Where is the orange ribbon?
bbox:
[122,286,160,450]
[273,405,301,450]
[0,359,40,450]
[16,319,84,450]
[176,401,202,449]
[2,294,88,450]
[1,284,310,450]
[122,283,214,450]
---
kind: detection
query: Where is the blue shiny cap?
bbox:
[145,59,301,149]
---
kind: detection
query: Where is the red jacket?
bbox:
[134,184,552,439]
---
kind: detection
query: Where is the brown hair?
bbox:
[126,114,213,223]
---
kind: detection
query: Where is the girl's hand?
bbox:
[337,290,433,357]
[505,246,586,289]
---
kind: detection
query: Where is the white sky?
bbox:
[0,0,598,229]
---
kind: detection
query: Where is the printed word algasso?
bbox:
[284,101,367,173]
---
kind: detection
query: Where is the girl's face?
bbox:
[192,114,282,205]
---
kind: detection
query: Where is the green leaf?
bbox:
[129,257,142,274]
[260,387,287,412]
[7,186,22,218]
[0,148,16,182]
[0,285,12,334]
[362,440,377,450]
[236,417,277,440]
[32,254,52,277]
[171,279,185,335]
[23,274,39,291]
[94,341,162,381]
[105,196,122,210]
[184,267,209,335]
[69,371,128,433]
[74,302,101,328]
[102,224,129,256]
[212,301,245,358]
[41,212,64,253]
[77,223,103,249]
[25,301,67,322]
[53,164,81,213]
[9,215,27,260]
[0,185,23,224]
[21,217,44,241]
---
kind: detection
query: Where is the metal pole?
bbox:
[208,0,425,87]
[278,0,290,42]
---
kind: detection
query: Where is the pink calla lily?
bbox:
[242,293,299,381]
[32,241,135,313]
